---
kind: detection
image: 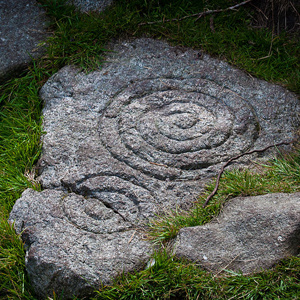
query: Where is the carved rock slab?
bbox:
[9,189,150,298]
[9,38,300,298]
[38,38,299,192]
[175,193,300,274]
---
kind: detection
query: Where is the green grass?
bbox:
[0,0,299,299]
[93,251,300,300]
[37,0,299,91]
[0,216,37,300]
[0,69,43,299]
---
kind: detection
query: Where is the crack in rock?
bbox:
[65,174,158,223]
[61,193,132,233]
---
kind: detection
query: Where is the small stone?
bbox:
[68,0,114,12]
[0,0,49,82]
[175,193,300,274]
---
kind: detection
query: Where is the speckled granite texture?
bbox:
[0,0,49,82]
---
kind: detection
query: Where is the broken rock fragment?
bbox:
[175,193,300,274]
[9,189,151,299]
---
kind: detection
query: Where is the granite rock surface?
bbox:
[38,38,299,198]
[175,193,300,274]
[9,189,151,298]
[9,38,300,298]
[0,0,49,82]
[68,0,113,12]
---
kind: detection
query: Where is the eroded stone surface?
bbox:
[9,189,151,298]
[0,0,49,82]
[175,193,300,274]
[9,38,300,298]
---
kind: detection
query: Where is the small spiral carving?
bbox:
[63,175,157,232]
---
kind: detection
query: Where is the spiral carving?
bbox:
[63,175,157,229]
[63,193,131,234]
[99,78,259,180]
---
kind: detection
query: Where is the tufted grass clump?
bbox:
[0,215,37,300]
[0,0,299,299]
[270,146,300,183]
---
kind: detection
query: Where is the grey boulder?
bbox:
[175,193,300,274]
[0,0,49,82]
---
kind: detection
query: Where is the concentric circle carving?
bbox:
[99,78,259,180]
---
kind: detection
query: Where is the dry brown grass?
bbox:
[250,0,300,34]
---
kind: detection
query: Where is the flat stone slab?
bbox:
[0,0,49,82]
[175,193,300,275]
[9,38,300,298]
